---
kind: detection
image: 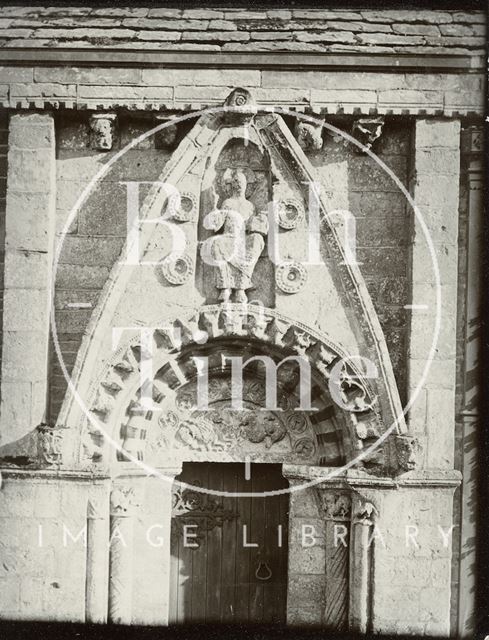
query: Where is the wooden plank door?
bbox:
[169,463,289,625]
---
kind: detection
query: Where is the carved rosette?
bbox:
[159,252,193,285]
[168,191,197,223]
[276,198,305,230]
[275,261,307,294]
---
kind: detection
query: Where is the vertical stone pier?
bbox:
[0,112,56,443]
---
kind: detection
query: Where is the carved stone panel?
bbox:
[146,376,320,465]
[197,138,275,306]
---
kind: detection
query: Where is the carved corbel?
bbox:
[154,114,180,150]
[294,119,323,151]
[223,87,256,125]
[0,422,65,468]
[89,113,117,151]
[395,434,421,472]
[351,117,384,153]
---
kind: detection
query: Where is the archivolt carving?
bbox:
[76,305,390,470]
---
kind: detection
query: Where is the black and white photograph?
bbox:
[0,2,485,638]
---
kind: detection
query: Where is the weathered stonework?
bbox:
[0,5,482,635]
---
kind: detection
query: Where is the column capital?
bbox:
[110,485,141,518]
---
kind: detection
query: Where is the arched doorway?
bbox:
[169,462,289,624]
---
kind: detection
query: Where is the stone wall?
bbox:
[0,473,97,621]
[370,481,457,636]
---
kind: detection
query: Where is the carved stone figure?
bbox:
[239,413,286,449]
[37,423,63,466]
[203,169,268,303]
[175,416,231,451]
[395,434,420,471]
[89,113,116,151]
[354,500,377,524]
[294,121,323,151]
[320,492,352,519]
[81,426,104,463]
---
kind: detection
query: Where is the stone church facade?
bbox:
[0,5,484,637]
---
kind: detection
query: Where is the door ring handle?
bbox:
[255,561,272,581]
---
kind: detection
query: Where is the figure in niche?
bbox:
[203,169,268,303]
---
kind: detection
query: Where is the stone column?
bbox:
[348,494,375,633]
[108,484,141,625]
[408,118,461,468]
[316,489,351,630]
[86,494,110,623]
[0,112,56,444]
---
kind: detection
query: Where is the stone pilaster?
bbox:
[86,494,110,623]
[0,112,56,444]
[282,466,331,627]
[131,467,182,626]
[408,118,461,468]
